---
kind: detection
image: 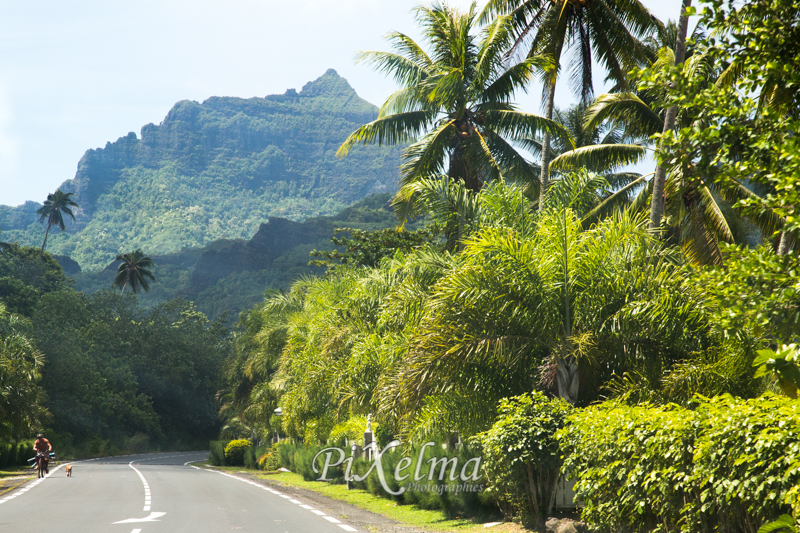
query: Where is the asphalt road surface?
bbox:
[0,451,361,532]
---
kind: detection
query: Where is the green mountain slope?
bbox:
[71,193,406,321]
[0,69,401,271]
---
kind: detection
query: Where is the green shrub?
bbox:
[276,442,299,471]
[244,443,270,470]
[474,392,572,528]
[224,439,252,466]
[559,394,800,533]
[209,440,230,466]
[0,441,34,468]
[259,448,280,471]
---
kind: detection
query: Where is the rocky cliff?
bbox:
[0,70,401,271]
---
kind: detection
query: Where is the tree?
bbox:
[643,0,799,260]
[114,249,155,294]
[649,0,692,230]
[557,46,782,264]
[35,189,78,259]
[309,226,440,270]
[338,2,569,208]
[0,302,48,440]
[482,0,658,208]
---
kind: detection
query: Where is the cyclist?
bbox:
[33,433,52,474]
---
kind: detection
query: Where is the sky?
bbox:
[0,0,684,207]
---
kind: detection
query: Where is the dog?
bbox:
[65,464,72,477]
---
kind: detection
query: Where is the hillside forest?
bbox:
[2,0,800,531]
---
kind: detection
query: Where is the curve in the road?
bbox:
[0,451,362,533]
[129,462,152,511]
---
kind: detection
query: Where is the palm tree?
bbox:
[35,189,79,259]
[113,249,155,294]
[481,0,660,208]
[337,1,570,213]
[649,0,692,230]
[555,48,783,264]
[0,302,48,440]
[524,100,648,221]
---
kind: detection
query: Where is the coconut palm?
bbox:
[35,189,79,259]
[113,249,155,294]
[481,0,659,208]
[523,100,649,222]
[337,1,570,216]
[555,48,783,264]
[650,0,693,229]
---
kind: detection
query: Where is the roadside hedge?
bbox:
[275,439,494,518]
[559,394,800,533]
[209,440,230,466]
[0,441,35,468]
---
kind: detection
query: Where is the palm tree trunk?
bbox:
[649,0,692,230]
[40,224,51,259]
[538,78,557,210]
[778,230,792,255]
[121,280,128,294]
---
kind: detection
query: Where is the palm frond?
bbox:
[550,143,648,172]
[337,111,435,157]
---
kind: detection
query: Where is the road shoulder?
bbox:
[201,465,526,533]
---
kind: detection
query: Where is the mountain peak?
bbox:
[299,69,357,98]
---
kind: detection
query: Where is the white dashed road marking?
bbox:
[210,469,360,531]
[129,462,153,512]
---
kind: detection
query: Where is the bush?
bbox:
[209,440,230,466]
[224,439,252,466]
[276,442,299,472]
[244,443,270,470]
[474,392,572,528]
[0,441,34,468]
[259,448,280,471]
[278,437,494,519]
[559,394,800,533]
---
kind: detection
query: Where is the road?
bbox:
[0,451,361,533]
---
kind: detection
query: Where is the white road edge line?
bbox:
[0,463,66,503]
[208,469,359,531]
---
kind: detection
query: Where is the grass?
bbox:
[0,466,35,498]
[0,466,32,479]
[204,464,528,533]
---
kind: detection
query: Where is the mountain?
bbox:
[0,69,401,271]
[71,193,405,321]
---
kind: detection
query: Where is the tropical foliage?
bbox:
[338,1,568,205]
[218,177,749,445]
[217,1,800,529]
[114,249,155,294]
[35,189,78,259]
[0,242,229,456]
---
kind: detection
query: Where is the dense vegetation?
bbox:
[217,0,800,531]
[0,241,229,456]
[0,70,402,271]
[71,192,416,321]
[0,0,797,531]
